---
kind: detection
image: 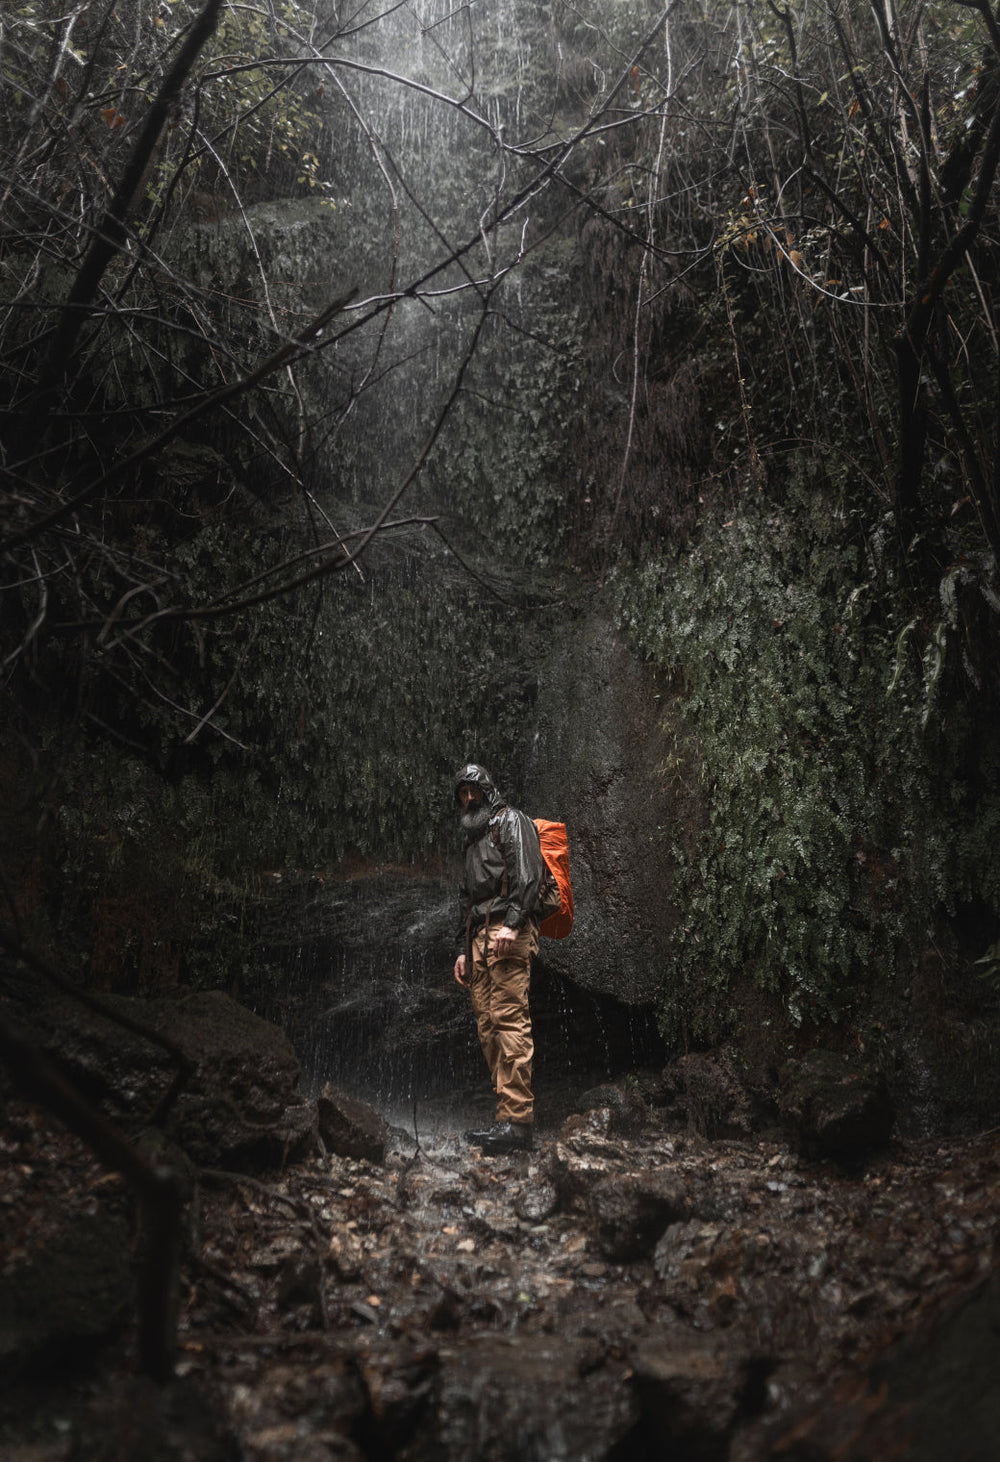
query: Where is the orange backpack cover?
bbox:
[534,819,574,939]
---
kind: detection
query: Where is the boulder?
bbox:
[4,986,316,1171]
[317,1083,388,1162]
[778,1049,894,1160]
[730,1270,1000,1460]
[653,1218,741,1323]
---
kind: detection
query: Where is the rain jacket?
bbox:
[454,763,546,951]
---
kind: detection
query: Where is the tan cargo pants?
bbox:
[468,918,538,1125]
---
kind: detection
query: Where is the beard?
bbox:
[460,802,492,836]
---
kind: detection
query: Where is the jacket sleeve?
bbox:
[455,872,470,954]
[496,809,545,930]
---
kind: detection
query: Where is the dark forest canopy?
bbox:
[1,0,999,1069]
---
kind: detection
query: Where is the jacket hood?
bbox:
[454,762,502,809]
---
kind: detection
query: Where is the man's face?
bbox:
[458,782,490,833]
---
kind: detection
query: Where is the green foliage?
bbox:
[614,480,1000,1042]
[438,296,584,566]
[147,0,331,207]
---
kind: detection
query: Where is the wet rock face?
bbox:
[522,607,684,1006]
[251,864,668,1105]
[255,603,685,1101]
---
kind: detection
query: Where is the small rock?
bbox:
[514,1178,559,1223]
[577,1084,647,1135]
[560,1108,616,1142]
[653,1219,730,1291]
[317,1084,389,1163]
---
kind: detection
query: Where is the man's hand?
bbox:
[492,926,518,956]
[454,953,468,987]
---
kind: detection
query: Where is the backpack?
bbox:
[533,818,574,939]
[487,814,575,939]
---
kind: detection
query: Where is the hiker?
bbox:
[453,762,549,1155]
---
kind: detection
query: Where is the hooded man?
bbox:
[453,762,549,1155]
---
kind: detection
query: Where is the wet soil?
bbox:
[2,1091,999,1461]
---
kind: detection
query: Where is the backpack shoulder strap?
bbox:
[488,813,509,898]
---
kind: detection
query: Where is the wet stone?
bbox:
[223,1356,367,1462]
[514,1178,560,1223]
[588,1171,691,1262]
[547,1115,624,1207]
[654,1219,729,1284]
[559,1109,617,1143]
[317,1084,389,1163]
[576,1084,647,1135]
[652,1220,751,1326]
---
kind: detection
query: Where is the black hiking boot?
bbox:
[466,1121,533,1154]
[463,1125,495,1146]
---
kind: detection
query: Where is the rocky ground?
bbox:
[3,1078,1000,1462]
